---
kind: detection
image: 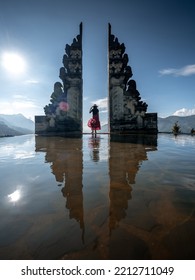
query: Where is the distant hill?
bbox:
[158,115,195,133]
[0,114,34,137]
[1,114,194,136]
[0,121,23,137]
[100,115,195,134]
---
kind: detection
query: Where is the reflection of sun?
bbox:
[1,52,26,75]
[8,190,21,202]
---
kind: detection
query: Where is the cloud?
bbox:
[24,79,39,84]
[173,108,195,116]
[159,64,195,77]
[0,100,41,119]
[12,101,39,109]
[12,95,40,108]
[91,97,108,112]
[13,94,24,99]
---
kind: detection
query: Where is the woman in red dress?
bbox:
[87,104,101,136]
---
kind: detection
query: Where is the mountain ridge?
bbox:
[158,115,195,133]
[0,114,34,137]
[0,114,195,136]
[100,115,195,134]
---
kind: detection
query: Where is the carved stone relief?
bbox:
[43,23,83,134]
[108,23,157,133]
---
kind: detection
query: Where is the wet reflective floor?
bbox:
[0,134,195,260]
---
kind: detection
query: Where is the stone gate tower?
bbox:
[35,23,83,136]
[108,23,158,134]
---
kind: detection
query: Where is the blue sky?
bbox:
[0,0,195,131]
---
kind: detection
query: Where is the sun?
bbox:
[1,52,27,75]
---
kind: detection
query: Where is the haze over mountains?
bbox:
[0,114,195,136]
[158,115,195,134]
[100,115,195,134]
[0,114,34,137]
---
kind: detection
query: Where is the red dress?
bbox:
[88,107,101,130]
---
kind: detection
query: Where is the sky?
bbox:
[0,0,195,132]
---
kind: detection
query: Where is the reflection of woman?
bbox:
[88,137,100,162]
[87,104,101,136]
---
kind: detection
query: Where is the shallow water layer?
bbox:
[0,133,195,260]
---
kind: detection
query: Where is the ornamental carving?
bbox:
[43,23,83,133]
[108,23,157,133]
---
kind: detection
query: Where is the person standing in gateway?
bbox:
[88,104,101,137]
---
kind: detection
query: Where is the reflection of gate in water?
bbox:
[109,134,157,232]
[35,134,157,245]
[35,136,85,242]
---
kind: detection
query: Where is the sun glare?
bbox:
[8,190,21,202]
[2,52,26,75]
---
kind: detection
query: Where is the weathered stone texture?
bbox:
[35,23,83,136]
[108,23,158,134]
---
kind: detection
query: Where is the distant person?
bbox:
[87,104,101,137]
